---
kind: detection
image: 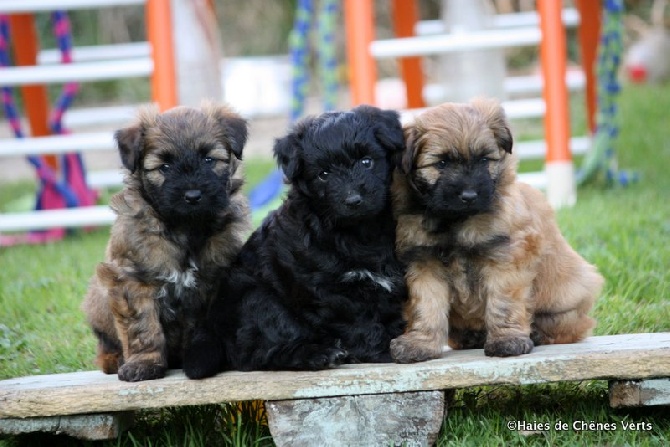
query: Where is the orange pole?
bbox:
[392,0,425,109]
[344,0,376,105]
[575,0,600,134]
[8,14,57,170]
[538,0,571,163]
[146,0,178,110]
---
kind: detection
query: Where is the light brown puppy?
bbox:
[390,98,603,363]
[82,102,250,381]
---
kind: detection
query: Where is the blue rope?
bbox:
[578,0,638,186]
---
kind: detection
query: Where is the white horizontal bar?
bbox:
[0,0,145,13]
[515,136,590,159]
[0,132,115,157]
[401,98,547,124]
[422,72,585,104]
[63,105,139,128]
[517,171,547,190]
[0,58,152,87]
[0,206,115,232]
[87,169,124,188]
[39,42,150,65]
[416,9,580,35]
[371,27,541,59]
[503,98,546,119]
[504,71,585,95]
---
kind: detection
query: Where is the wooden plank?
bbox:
[266,391,444,447]
[0,333,668,419]
[609,379,670,408]
[0,413,133,440]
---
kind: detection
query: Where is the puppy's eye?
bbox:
[436,160,448,169]
[159,163,171,173]
[360,157,374,169]
[479,157,490,164]
[203,156,214,164]
[318,171,330,181]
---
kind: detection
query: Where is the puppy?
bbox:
[390,98,604,363]
[184,105,407,378]
[82,103,251,381]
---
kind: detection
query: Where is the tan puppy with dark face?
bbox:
[390,98,603,363]
[82,102,250,381]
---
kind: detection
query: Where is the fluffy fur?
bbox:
[184,105,407,378]
[390,98,604,363]
[82,103,251,381]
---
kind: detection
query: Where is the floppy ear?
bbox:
[274,117,315,181]
[207,104,248,160]
[352,105,405,157]
[472,98,513,154]
[400,125,421,174]
[114,125,144,173]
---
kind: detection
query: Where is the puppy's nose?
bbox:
[184,189,202,204]
[459,190,478,204]
[344,193,362,207]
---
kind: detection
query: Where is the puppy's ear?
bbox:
[352,105,405,156]
[274,117,315,181]
[400,125,420,174]
[96,262,121,289]
[115,125,143,173]
[472,98,513,154]
[207,104,248,160]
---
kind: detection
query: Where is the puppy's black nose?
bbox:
[345,193,362,207]
[459,190,478,204]
[184,189,202,204]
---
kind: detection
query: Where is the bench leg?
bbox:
[0,412,134,441]
[266,390,445,447]
[609,378,670,408]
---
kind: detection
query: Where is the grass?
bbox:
[1,83,669,445]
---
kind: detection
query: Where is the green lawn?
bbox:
[1,83,669,446]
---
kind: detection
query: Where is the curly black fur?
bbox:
[184,105,408,377]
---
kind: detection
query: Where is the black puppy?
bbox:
[184,105,407,377]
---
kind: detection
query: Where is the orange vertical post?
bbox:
[146,0,178,110]
[344,0,376,106]
[575,0,601,134]
[538,0,571,164]
[392,0,425,109]
[8,14,57,170]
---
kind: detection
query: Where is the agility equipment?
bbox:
[248,0,339,211]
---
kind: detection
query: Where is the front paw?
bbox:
[484,336,534,357]
[390,333,442,364]
[118,360,166,382]
[303,345,348,370]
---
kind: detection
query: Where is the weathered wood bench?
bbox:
[1,333,669,445]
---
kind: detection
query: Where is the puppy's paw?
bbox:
[484,336,534,357]
[118,360,166,382]
[183,335,224,379]
[303,346,348,370]
[448,328,487,350]
[390,334,442,364]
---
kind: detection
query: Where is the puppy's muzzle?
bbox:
[344,193,363,208]
[184,189,203,204]
[459,189,478,204]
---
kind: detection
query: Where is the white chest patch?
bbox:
[341,269,394,292]
[158,261,199,299]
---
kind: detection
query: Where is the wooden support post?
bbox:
[8,14,56,170]
[0,412,133,441]
[146,0,178,111]
[391,0,425,109]
[266,391,444,447]
[538,0,575,208]
[344,0,376,105]
[609,379,670,408]
[574,0,601,134]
